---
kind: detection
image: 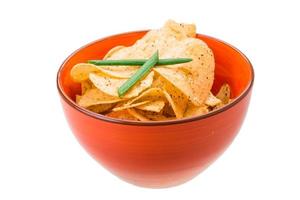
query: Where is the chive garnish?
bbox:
[118,51,159,97]
[88,58,192,66]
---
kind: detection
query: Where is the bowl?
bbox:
[57,31,254,188]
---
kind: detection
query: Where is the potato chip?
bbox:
[127,109,150,121]
[87,104,115,113]
[145,114,170,121]
[153,67,193,99]
[81,80,93,95]
[137,110,175,121]
[179,23,196,38]
[216,83,231,104]
[71,62,137,82]
[77,88,122,108]
[112,101,150,112]
[126,87,165,105]
[106,109,138,121]
[70,63,99,82]
[89,71,154,98]
[152,76,188,118]
[162,20,196,39]
[184,103,209,118]
[162,103,176,117]
[136,100,165,113]
[94,66,139,79]
[125,79,186,118]
[94,44,148,79]
[180,39,214,106]
[113,101,126,108]
[205,92,222,107]
[103,45,125,59]
[103,20,197,60]
[163,90,187,119]
[75,95,82,103]
[158,38,214,106]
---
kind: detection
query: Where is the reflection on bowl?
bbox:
[57,31,254,188]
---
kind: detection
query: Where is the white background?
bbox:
[0,0,299,199]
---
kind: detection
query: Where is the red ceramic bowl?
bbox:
[57,31,254,188]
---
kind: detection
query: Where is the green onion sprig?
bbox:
[88,58,192,66]
[118,51,159,97]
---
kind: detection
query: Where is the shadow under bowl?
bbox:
[57,31,254,188]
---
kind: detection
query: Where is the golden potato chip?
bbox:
[216,83,231,104]
[94,65,139,79]
[112,101,150,112]
[138,110,173,121]
[70,63,99,82]
[205,92,222,107]
[153,67,193,99]
[179,23,196,38]
[81,80,93,95]
[106,109,138,121]
[99,46,139,78]
[152,76,188,118]
[180,39,214,105]
[184,103,209,118]
[87,104,115,113]
[103,20,197,60]
[136,100,165,113]
[159,39,214,106]
[144,114,168,121]
[75,95,82,103]
[127,109,150,121]
[71,48,138,80]
[77,88,122,108]
[162,20,196,39]
[103,45,125,59]
[144,114,169,121]
[89,71,154,98]
[163,90,187,119]
[162,103,176,117]
[128,78,188,118]
[71,61,137,81]
[126,87,165,105]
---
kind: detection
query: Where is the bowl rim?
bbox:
[57,30,254,126]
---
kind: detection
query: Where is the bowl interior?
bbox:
[58,31,253,107]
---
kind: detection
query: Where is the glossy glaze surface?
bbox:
[57,31,254,188]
